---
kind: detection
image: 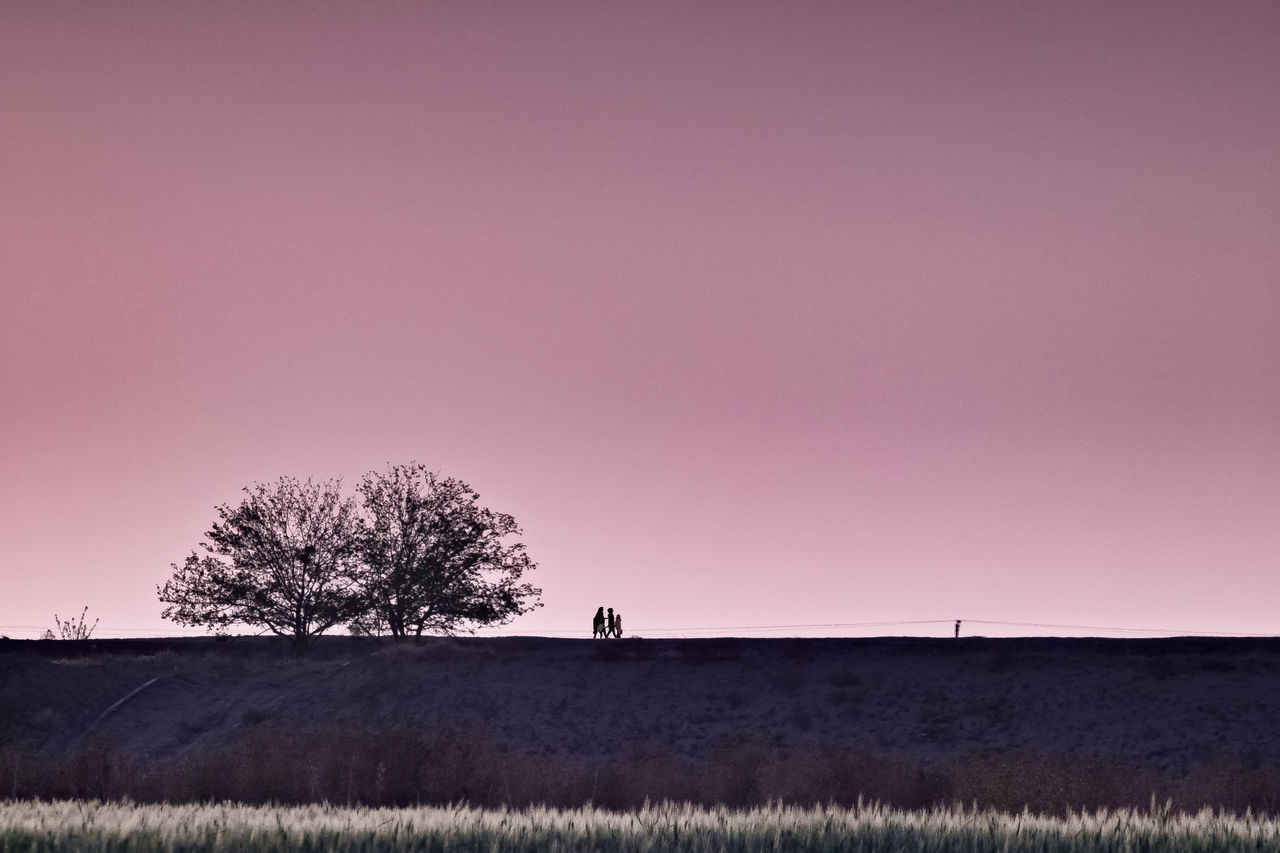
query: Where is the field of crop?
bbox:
[2,798,1279,852]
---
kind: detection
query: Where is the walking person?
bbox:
[606,607,616,638]
[613,612,623,638]
[592,607,606,638]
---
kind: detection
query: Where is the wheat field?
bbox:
[3,798,1279,852]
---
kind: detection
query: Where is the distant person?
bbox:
[592,607,606,638]
[614,612,623,638]
[606,607,615,638]
[955,620,961,639]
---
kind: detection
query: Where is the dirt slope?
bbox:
[2,635,1278,778]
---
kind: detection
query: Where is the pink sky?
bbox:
[3,1,1278,639]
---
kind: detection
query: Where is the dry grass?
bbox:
[7,635,1280,820]
[5,729,1280,815]
[5,798,1280,853]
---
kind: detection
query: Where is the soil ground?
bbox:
[2,635,1278,779]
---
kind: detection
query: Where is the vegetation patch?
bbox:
[5,729,1280,816]
[4,798,1280,853]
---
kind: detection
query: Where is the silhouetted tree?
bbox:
[158,477,362,652]
[356,462,541,638]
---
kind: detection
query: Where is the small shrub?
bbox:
[48,606,98,641]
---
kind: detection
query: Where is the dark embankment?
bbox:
[3,635,1280,812]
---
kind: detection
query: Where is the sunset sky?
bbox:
[3,1,1278,640]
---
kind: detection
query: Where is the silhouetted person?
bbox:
[954,620,961,639]
[606,607,615,638]
[614,612,623,638]
[592,607,606,638]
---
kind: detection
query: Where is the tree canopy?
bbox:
[158,465,541,649]
[158,477,363,651]
[357,463,541,638]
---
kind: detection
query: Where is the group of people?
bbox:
[592,606,623,638]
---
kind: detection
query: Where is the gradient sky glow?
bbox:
[3,1,1278,639]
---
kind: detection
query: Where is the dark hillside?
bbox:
[3,636,1280,810]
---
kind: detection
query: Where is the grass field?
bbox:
[8,727,1280,816]
[7,637,1280,819]
[3,798,1280,852]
